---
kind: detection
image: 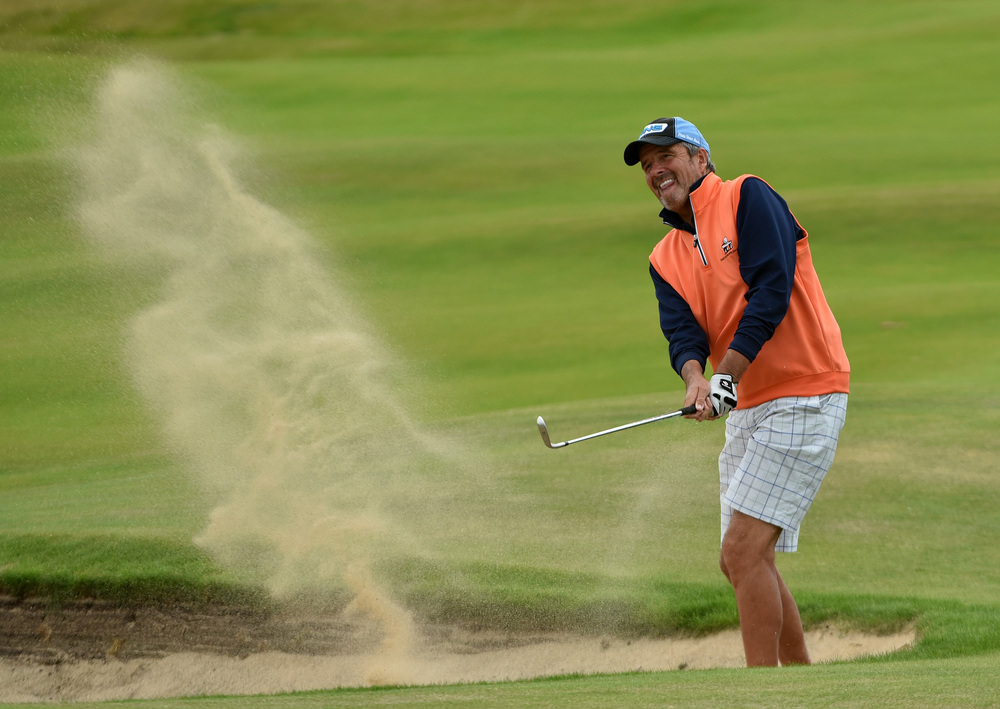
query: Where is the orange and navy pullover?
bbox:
[649,172,850,409]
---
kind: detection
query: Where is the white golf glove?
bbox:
[709,373,738,417]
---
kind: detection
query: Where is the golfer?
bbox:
[624,117,850,667]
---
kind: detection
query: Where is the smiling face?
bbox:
[638,142,710,223]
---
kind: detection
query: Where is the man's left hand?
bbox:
[709,373,738,417]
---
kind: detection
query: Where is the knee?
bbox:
[720,531,772,583]
[720,536,744,580]
[719,552,731,582]
[721,512,780,581]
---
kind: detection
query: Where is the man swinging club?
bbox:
[623,117,850,666]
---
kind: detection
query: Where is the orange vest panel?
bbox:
[649,173,850,408]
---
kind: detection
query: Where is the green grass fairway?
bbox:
[2,1,999,706]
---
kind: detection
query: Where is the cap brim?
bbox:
[623,136,681,166]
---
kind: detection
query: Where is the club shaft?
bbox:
[538,405,696,449]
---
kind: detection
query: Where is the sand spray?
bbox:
[72,59,456,682]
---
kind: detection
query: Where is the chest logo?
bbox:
[721,236,735,258]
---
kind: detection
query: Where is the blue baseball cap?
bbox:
[623,117,711,166]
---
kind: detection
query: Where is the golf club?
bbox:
[536,405,697,449]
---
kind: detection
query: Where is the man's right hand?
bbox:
[680,360,714,420]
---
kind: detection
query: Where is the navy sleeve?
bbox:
[650,264,710,376]
[730,178,801,361]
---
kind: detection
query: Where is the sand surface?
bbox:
[0,597,914,702]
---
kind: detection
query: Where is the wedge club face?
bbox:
[536,416,566,449]
[536,405,696,449]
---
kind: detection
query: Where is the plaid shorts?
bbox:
[719,393,848,552]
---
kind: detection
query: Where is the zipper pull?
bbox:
[692,231,708,266]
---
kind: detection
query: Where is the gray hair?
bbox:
[681,142,716,173]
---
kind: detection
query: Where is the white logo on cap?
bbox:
[677,127,699,144]
[639,123,669,139]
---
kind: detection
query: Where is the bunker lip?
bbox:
[0,596,916,702]
[0,595,383,661]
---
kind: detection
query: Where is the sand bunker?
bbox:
[0,629,915,703]
[0,598,914,702]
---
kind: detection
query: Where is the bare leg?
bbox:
[776,571,810,665]
[720,511,808,667]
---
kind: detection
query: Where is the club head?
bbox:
[536,416,566,448]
